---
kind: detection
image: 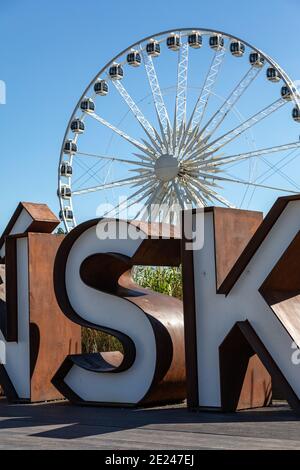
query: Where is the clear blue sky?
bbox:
[1,0,300,231]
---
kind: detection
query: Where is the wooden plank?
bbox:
[0,401,299,449]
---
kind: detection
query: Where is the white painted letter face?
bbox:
[183,199,300,411]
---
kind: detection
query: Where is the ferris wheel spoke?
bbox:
[184,183,205,207]
[131,172,156,187]
[140,137,161,156]
[186,44,227,135]
[112,80,159,146]
[158,185,176,221]
[72,157,105,186]
[145,182,169,217]
[178,126,200,159]
[259,155,300,190]
[132,152,158,163]
[184,174,214,196]
[186,98,287,161]
[207,192,235,208]
[72,174,155,196]
[138,182,163,215]
[76,151,154,168]
[195,173,299,194]
[252,150,300,190]
[200,67,262,141]
[88,112,155,157]
[180,190,192,207]
[141,49,171,139]
[155,184,175,222]
[102,179,158,218]
[174,121,186,156]
[159,183,173,206]
[157,116,171,154]
[187,183,214,206]
[175,39,189,135]
[172,181,186,208]
[187,175,235,208]
[163,188,177,224]
[138,182,167,221]
[189,142,300,169]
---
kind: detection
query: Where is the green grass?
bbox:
[82,327,122,354]
[133,266,182,299]
[82,266,182,353]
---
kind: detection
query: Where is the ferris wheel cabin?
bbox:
[70,119,85,134]
[59,185,71,200]
[146,39,160,56]
[60,162,73,178]
[127,50,142,66]
[230,41,245,57]
[109,64,124,80]
[292,107,300,122]
[209,34,224,50]
[266,67,281,83]
[188,32,202,48]
[281,85,292,101]
[63,140,77,154]
[59,207,74,222]
[80,98,95,113]
[249,52,265,68]
[167,33,180,51]
[94,79,109,95]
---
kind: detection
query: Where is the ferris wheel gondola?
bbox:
[94,79,109,95]
[146,39,160,56]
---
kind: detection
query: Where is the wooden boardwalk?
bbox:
[0,399,299,449]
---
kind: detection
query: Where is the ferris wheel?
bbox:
[58,27,300,231]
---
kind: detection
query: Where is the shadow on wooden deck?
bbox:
[0,399,299,449]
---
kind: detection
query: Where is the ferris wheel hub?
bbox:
[154,154,179,182]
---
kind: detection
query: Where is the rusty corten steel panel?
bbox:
[260,230,300,352]
[0,202,59,261]
[0,265,5,397]
[0,265,5,302]
[219,322,272,411]
[28,233,81,403]
[237,355,272,411]
[213,207,263,291]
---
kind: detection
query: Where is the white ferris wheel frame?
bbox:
[58,27,300,231]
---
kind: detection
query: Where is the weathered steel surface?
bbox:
[219,322,272,411]
[212,207,263,290]
[0,202,59,261]
[0,265,5,302]
[0,265,5,398]
[27,233,81,402]
[260,230,300,347]
[0,232,81,403]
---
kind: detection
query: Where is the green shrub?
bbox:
[133,266,182,299]
[82,327,122,354]
[82,266,183,353]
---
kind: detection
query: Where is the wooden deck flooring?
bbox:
[0,399,299,449]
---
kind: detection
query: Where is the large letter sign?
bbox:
[182,197,300,412]
[0,203,81,402]
[52,219,186,406]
